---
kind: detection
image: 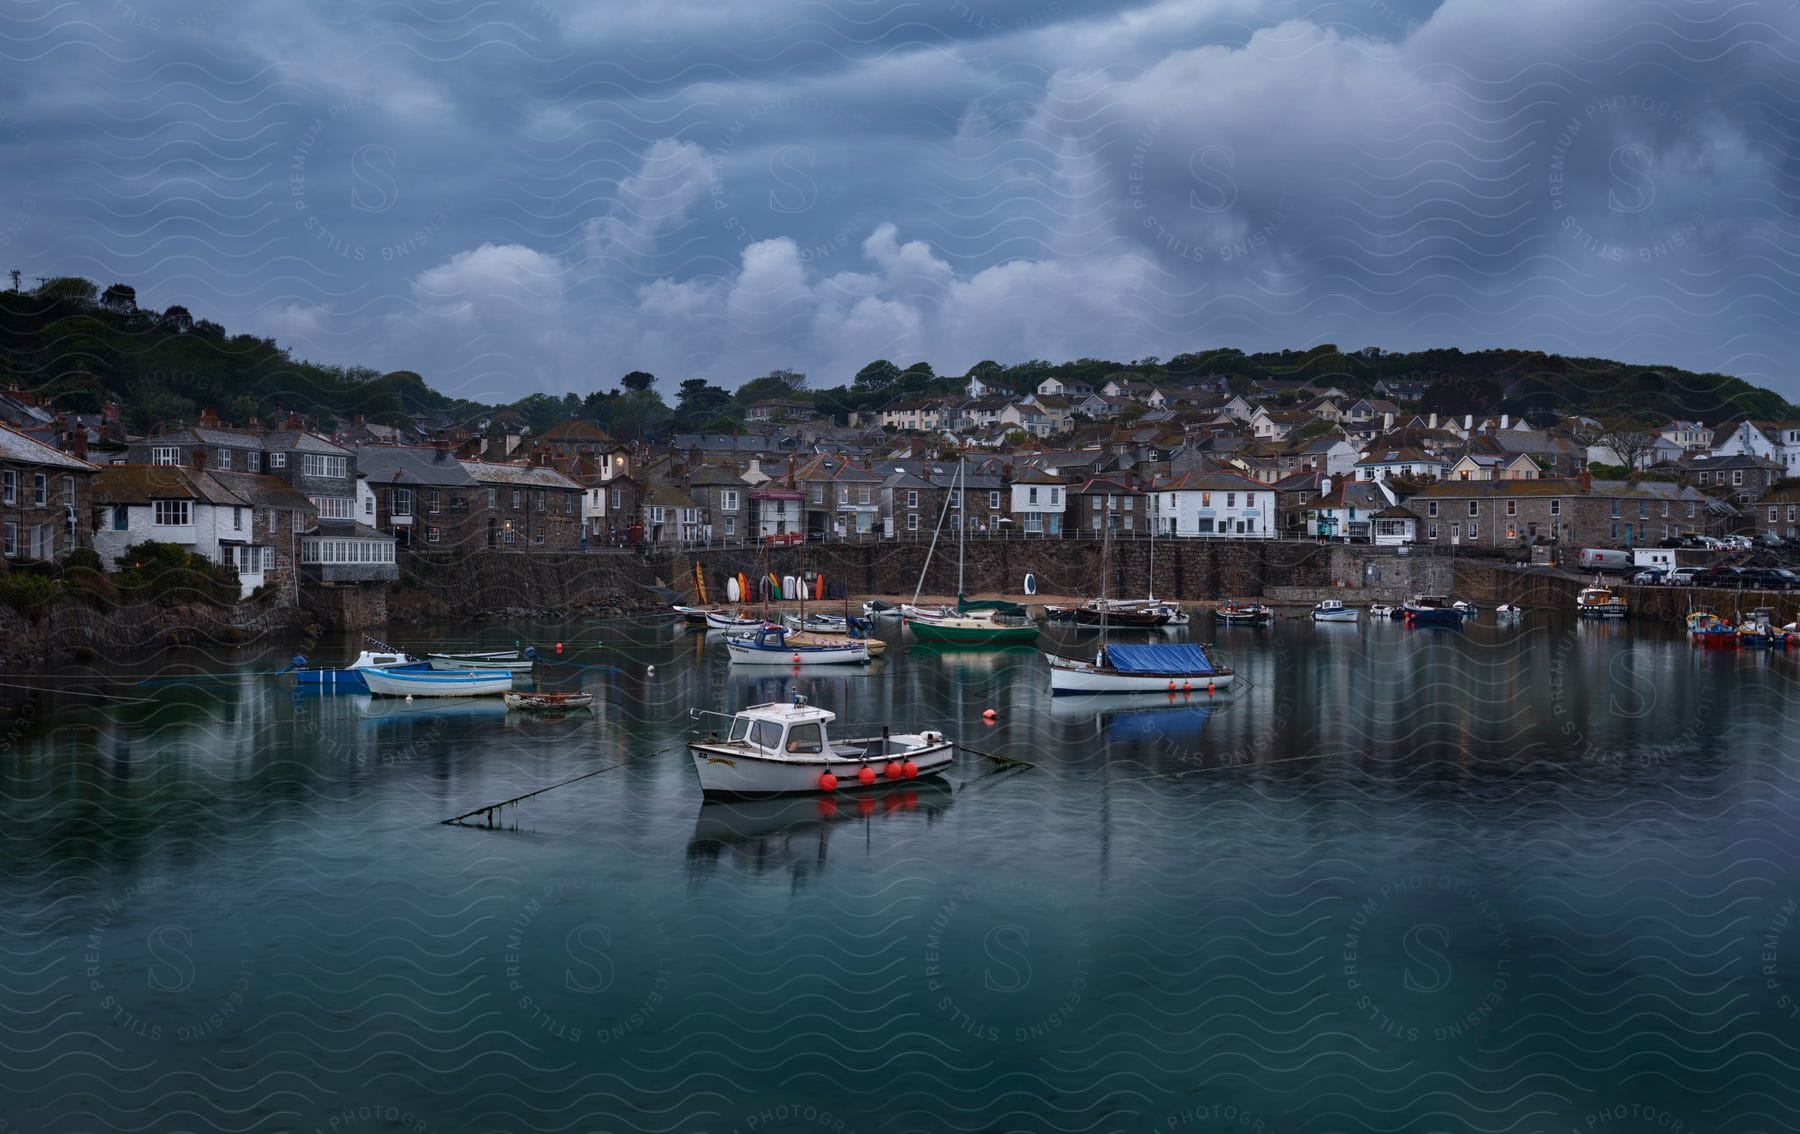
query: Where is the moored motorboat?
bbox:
[1065,598,1172,628]
[363,667,514,697]
[1687,609,1735,644]
[687,694,955,796]
[1735,607,1791,648]
[1495,603,1523,618]
[284,648,430,691]
[503,691,594,712]
[1575,579,1629,619]
[725,624,870,665]
[673,604,720,626]
[1367,603,1399,619]
[1401,595,1468,625]
[1046,642,1235,694]
[1312,599,1359,623]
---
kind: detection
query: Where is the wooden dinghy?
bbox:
[503,691,594,712]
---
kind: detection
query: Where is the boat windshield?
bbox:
[785,722,823,753]
[728,716,754,742]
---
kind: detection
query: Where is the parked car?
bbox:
[1695,566,1748,588]
[1629,568,1668,585]
[1741,568,1796,590]
[1668,567,1704,586]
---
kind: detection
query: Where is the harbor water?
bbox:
[4,612,1800,1132]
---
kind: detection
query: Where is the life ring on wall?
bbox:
[1023,573,1037,595]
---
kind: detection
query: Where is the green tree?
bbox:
[34,277,97,306]
[852,359,901,395]
[674,379,732,431]
[621,370,656,393]
[99,283,137,313]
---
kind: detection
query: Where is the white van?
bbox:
[1579,548,1632,572]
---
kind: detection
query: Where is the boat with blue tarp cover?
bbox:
[1045,642,1235,694]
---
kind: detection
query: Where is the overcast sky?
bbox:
[2,0,1795,403]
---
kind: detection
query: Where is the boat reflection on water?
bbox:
[1047,692,1222,739]
[686,778,954,887]
[903,644,1041,677]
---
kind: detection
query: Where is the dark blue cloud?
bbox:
[1,0,1796,402]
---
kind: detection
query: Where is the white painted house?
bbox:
[93,466,318,598]
[1008,468,1066,536]
[1712,420,1800,476]
[1150,471,1276,538]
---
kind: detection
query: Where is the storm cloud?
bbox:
[2,0,1794,400]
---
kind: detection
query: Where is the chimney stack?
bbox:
[200,407,219,429]
[287,411,301,430]
[71,428,88,462]
[1578,468,1593,493]
[434,434,450,462]
[191,448,207,471]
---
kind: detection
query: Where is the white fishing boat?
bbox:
[1368,603,1399,619]
[673,604,719,626]
[1311,599,1359,623]
[725,624,870,666]
[1046,642,1235,694]
[1495,603,1523,617]
[687,694,955,796]
[783,612,850,633]
[362,667,514,697]
[426,647,537,672]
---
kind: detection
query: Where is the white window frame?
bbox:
[269,452,286,469]
[393,487,413,516]
[1,470,12,505]
[721,490,739,513]
[216,448,231,470]
[151,446,180,466]
[153,499,191,526]
[33,474,46,506]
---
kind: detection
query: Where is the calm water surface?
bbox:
[4,612,1800,1133]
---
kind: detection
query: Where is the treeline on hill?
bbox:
[1,278,1792,440]
[0,278,486,434]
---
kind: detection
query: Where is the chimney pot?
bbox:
[200,407,219,429]
[71,428,88,461]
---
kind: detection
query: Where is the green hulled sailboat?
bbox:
[904,457,1039,647]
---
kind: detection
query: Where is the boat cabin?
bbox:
[346,650,411,670]
[717,698,841,756]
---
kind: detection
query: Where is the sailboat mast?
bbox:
[956,457,966,599]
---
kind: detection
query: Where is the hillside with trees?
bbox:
[2,278,1792,439]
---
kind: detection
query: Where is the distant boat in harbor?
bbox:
[283,648,429,691]
[1575,579,1629,619]
[426,648,536,672]
[1213,601,1273,625]
[1401,595,1468,625]
[1311,599,1358,622]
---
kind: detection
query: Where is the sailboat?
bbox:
[905,457,1040,646]
[1045,503,1233,694]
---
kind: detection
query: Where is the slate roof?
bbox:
[459,460,583,490]
[356,445,481,487]
[94,466,249,506]
[0,423,98,471]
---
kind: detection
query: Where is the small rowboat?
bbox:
[705,609,766,632]
[503,692,594,712]
[1213,601,1273,625]
[427,648,536,672]
[673,605,720,626]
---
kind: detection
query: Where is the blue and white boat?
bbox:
[725,624,869,666]
[1045,642,1235,694]
[284,649,430,691]
[361,667,514,697]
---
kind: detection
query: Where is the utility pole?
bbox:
[7,270,18,292]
